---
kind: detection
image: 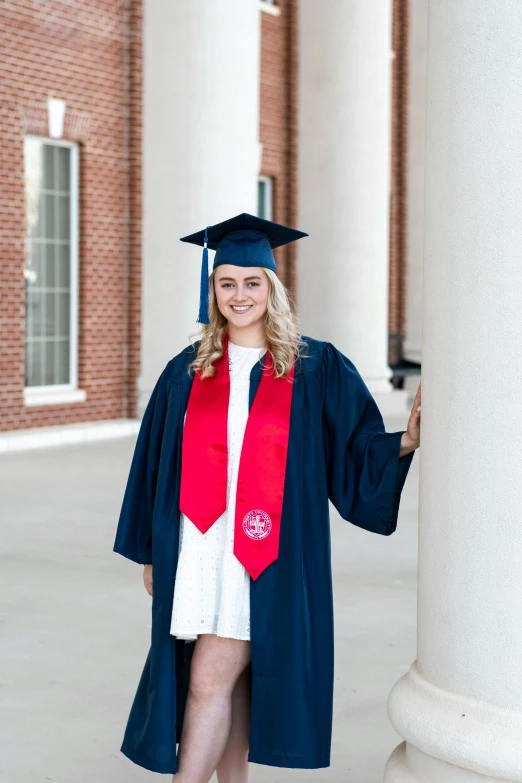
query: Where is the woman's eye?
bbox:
[221,282,259,288]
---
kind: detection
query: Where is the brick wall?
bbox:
[1,1,298,432]
[0,0,142,431]
[389,0,409,365]
[259,0,299,300]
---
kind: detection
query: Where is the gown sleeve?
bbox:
[113,364,171,564]
[322,342,415,536]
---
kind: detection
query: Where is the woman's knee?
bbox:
[189,636,250,702]
[189,665,228,702]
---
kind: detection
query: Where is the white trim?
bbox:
[23,387,87,407]
[23,135,80,391]
[0,419,141,454]
[69,141,80,389]
[259,1,281,16]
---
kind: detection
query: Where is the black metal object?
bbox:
[389,332,421,389]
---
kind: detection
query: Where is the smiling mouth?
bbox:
[231,305,253,312]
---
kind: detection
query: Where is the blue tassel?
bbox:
[196,227,210,324]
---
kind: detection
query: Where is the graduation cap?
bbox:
[180,212,308,324]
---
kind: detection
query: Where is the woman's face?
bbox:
[214,265,269,329]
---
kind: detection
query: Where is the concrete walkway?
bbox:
[0,413,419,783]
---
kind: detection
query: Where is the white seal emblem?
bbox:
[242,509,272,540]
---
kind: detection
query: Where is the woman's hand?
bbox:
[400,381,421,456]
[143,564,153,596]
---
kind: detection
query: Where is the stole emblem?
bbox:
[242,509,272,540]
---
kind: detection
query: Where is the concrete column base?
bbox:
[386,661,522,782]
[385,742,509,783]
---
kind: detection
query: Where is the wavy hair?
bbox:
[187,267,309,380]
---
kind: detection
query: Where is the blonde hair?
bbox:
[187,267,309,380]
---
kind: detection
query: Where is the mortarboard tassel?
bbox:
[196,226,211,324]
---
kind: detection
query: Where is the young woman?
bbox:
[113,213,421,783]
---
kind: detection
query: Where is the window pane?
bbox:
[56,340,70,384]
[44,292,56,337]
[257,178,273,220]
[57,293,70,337]
[44,243,56,287]
[25,281,34,340]
[257,181,267,219]
[25,340,32,386]
[27,241,44,285]
[44,193,55,238]
[57,195,70,240]
[43,144,55,189]
[30,194,46,239]
[44,340,56,386]
[25,140,44,239]
[27,289,44,338]
[56,147,70,191]
[56,244,70,288]
[26,289,43,338]
[26,340,45,387]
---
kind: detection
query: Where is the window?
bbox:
[23,136,79,392]
[257,176,273,221]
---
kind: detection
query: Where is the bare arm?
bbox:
[143,564,153,596]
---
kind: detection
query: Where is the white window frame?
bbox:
[258,175,273,221]
[23,135,84,407]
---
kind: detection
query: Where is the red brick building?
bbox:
[1,0,142,431]
[0,0,410,435]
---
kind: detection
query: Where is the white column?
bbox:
[298,0,405,412]
[140,0,260,410]
[403,0,428,368]
[386,2,522,782]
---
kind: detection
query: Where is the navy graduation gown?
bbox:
[113,335,415,774]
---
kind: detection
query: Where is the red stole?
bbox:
[179,334,295,580]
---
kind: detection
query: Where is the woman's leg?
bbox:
[173,633,251,783]
[215,663,251,783]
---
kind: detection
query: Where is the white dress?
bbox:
[169,340,267,642]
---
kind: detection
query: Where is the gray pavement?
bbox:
[0,413,419,783]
